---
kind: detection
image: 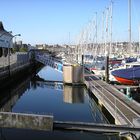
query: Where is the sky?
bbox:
[0,0,140,45]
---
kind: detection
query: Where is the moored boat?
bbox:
[111,64,140,85]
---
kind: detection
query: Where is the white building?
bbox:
[0,21,13,57]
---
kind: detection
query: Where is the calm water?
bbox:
[10,66,107,123]
[0,66,120,139]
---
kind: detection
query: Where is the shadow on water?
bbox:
[0,127,120,140]
[0,75,31,112]
[0,63,43,112]
[88,90,115,124]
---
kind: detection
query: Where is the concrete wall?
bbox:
[0,52,31,82]
[0,112,53,131]
[0,52,29,69]
[63,64,84,84]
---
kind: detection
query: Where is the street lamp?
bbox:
[8,34,21,77]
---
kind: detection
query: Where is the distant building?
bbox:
[13,41,31,52]
[16,40,22,45]
[35,44,46,50]
[0,21,13,57]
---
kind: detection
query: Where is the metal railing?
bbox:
[88,76,138,126]
[35,54,63,72]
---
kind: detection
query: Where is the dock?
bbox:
[84,72,140,126]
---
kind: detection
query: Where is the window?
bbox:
[0,47,2,57]
[3,48,8,57]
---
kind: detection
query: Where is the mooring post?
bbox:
[81,54,84,65]
[126,87,132,100]
[105,55,109,83]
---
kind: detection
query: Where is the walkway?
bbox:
[84,72,140,126]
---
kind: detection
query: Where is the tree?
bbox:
[19,47,28,52]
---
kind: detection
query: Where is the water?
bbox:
[0,128,120,140]
[0,66,120,139]
[37,66,63,81]
[9,66,107,123]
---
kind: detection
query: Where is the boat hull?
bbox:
[111,67,140,85]
[113,76,135,85]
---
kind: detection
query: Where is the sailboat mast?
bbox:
[95,12,97,44]
[102,11,105,55]
[110,0,113,55]
[139,25,140,54]
[128,0,131,55]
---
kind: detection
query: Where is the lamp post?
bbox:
[8,34,21,77]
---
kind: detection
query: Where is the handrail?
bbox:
[88,76,134,125]
[90,76,140,117]
[35,54,63,72]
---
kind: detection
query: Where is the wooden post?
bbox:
[82,54,84,65]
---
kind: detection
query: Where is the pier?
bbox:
[84,71,140,126]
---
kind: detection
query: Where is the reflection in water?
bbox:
[0,67,109,124]
[38,66,63,81]
[63,85,108,123]
[0,66,121,139]
[63,85,84,104]
[31,75,63,91]
[89,97,109,124]
[0,76,31,112]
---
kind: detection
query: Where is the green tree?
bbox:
[19,47,28,52]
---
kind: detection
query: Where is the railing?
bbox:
[88,76,140,125]
[0,52,29,73]
[36,81,63,91]
[35,54,63,72]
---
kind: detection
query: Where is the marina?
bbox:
[0,0,140,139]
[0,65,120,139]
[0,28,140,139]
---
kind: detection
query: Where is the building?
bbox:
[0,21,13,57]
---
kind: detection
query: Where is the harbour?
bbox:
[0,53,140,139]
[0,0,140,139]
[0,24,140,140]
[0,65,120,139]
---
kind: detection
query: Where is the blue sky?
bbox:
[0,0,140,45]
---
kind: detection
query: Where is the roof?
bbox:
[0,21,6,31]
[0,21,12,37]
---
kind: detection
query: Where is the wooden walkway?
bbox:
[84,73,140,126]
